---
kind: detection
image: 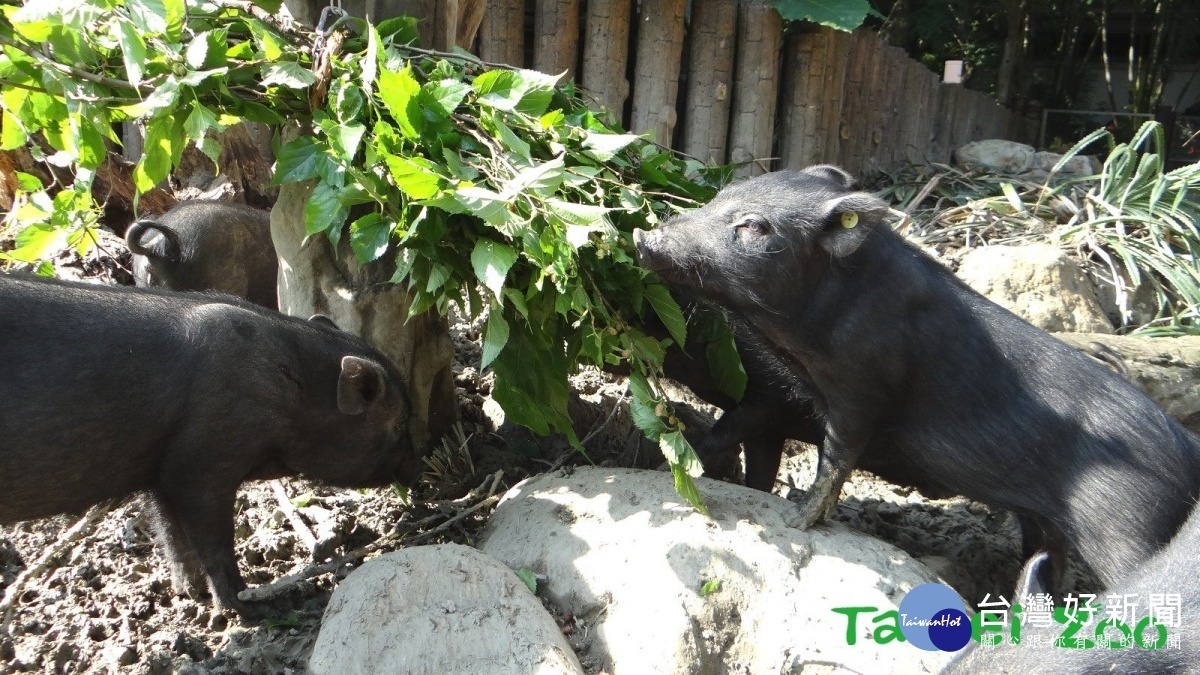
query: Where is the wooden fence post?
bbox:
[629,0,687,145]
[534,0,580,79]
[479,0,526,67]
[581,0,633,122]
[680,0,737,164]
[728,0,784,177]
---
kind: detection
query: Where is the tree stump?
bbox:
[271,179,458,455]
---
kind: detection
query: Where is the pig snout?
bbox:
[633,228,669,272]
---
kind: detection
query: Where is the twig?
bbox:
[0,36,151,96]
[270,480,317,552]
[237,471,506,603]
[579,382,630,448]
[0,503,112,631]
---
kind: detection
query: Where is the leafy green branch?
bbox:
[0,0,746,510]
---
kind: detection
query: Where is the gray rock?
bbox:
[957,243,1114,333]
[478,467,959,675]
[309,544,583,675]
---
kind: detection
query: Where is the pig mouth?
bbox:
[632,229,700,285]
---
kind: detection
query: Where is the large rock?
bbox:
[309,544,583,675]
[957,243,1114,333]
[478,467,959,674]
[954,140,1035,174]
[1056,333,1200,434]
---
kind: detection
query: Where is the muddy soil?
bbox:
[0,235,1096,674]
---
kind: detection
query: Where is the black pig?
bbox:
[946,510,1200,673]
[633,165,1200,589]
[126,200,278,309]
[0,273,418,617]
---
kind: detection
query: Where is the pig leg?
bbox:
[785,421,862,529]
[742,435,786,491]
[144,494,207,600]
[154,480,254,618]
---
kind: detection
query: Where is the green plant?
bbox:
[1051,122,1200,333]
[0,0,747,509]
[874,122,1200,335]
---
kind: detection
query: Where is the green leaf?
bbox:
[305,182,349,237]
[9,3,57,42]
[386,155,444,199]
[672,464,708,515]
[162,0,185,40]
[705,320,747,402]
[119,80,181,119]
[184,103,221,146]
[473,70,523,111]
[516,568,538,595]
[1,109,27,150]
[628,372,667,441]
[249,0,283,13]
[248,19,285,60]
[6,224,67,263]
[425,79,471,116]
[133,115,176,193]
[769,0,871,31]
[454,186,511,227]
[491,324,571,437]
[71,118,106,170]
[699,579,722,597]
[262,62,317,89]
[584,132,639,162]
[349,212,393,264]
[643,284,686,349]
[378,65,423,139]
[362,24,379,99]
[117,20,148,86]
[471,239,519,301]
[481,307,510,369]
[274,137,331,185]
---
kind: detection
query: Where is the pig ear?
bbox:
[818,192,888,257]
[337,356,387,415]
[1014,551,1051,600]
[801,164,859,190]
[309,314,340,330]
[125,221,181,262]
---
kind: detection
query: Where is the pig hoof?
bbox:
[783,502,824,529]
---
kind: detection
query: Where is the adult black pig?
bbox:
[946,509,1200,673]
[126,200,278,309]
[0,273,419,617]
[632,165,1200,589]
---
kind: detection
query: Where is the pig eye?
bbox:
[733,214,771,237]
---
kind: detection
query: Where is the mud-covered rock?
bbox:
[956,243,1113,333]
[309,543,583,675]
[1056,333,1200,433]
[478,467,958,675]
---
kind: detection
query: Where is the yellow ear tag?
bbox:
[841,211,859,229]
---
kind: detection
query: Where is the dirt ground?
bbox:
[0,238,1098,675]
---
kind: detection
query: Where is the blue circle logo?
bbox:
[897,583,972,652]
